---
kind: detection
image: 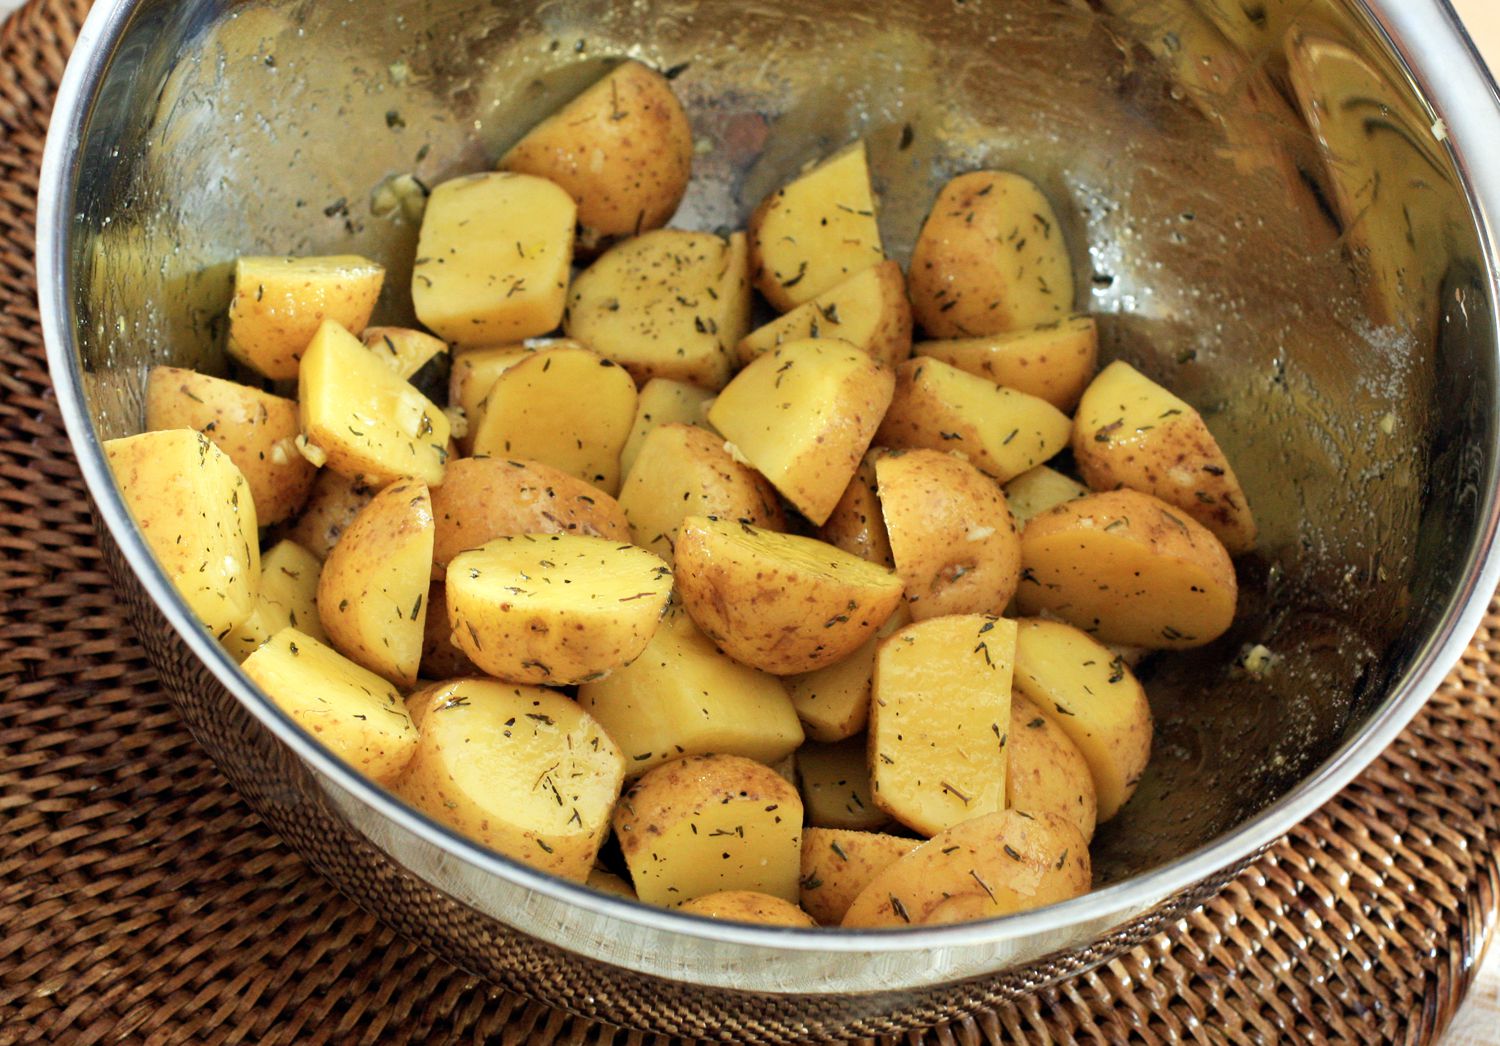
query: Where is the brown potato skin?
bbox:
[818,451,894,568]
[677,891,817,927]
[1008,692,1098,842]
[281,469,377,561]
[798,828,917,926]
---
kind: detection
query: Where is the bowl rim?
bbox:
[35,0,1500,959]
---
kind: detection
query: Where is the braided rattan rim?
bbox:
[3,1,1498,1041]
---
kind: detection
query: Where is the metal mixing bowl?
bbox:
[35,0,1500,1038]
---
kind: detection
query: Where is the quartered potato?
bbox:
[361,326,449,381]
[908,171,1074,338]
[281,469,376,561]
[1008,691,1098,841]
[818,451,894,568]
[1003,465,1088,527]
[412,172,576,346]
[614,754,803,906]
[797,736,888,831]
[448,339,585,453]
[223,540,326,662]
[674,516,905,675]
[1073,360,1257,554]
[243,627,417,785]
[1017,489,1238,649]
[396,679,624,881]
[785,604,909,743]
[736,260,913,368]
[678,891,817,927]
[227,255,384,379]
[105,429,260,639]
[916,315,1098,412]
[620,378,718,478]
[798,828,917,926]
[709,339,895,526]
[418,583,479,679]
[749,141,885,311]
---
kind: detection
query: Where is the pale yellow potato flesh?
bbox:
[1017,489,1238,649]
[620,378,717,479]
[735,260,913,368]
[282,469,376,561]
[243,627,417,785]
[1073,360,1257,554]
[869,615,1014,837]
[227,255,384,379]
[1013,617,1153,822]
[104,429,260,639]
[613,754,802,906]
[709,339,895,526]
[360,326,449,380]
[785,604,910,743]
[797,736,888,831]
[677,891,817,927]
[223,540,327,662]
[877,358,1071,484]
[1008,691,1098,841]
[412,172,575,347]
[749,141,885,311]
[798,828,917,926]
[395,679,624,881]
[577,606,803,777]
[915,315,1097,412]
[1002,466,1088,527]
[817,451,894,568]
[448,340,584,453]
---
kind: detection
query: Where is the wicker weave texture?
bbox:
[2,0,1499,1042]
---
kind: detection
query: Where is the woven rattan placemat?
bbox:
[3,1,1500,1042]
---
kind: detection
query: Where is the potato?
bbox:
[226,255,384,379]
[500,59,693,252]
[620,378,717,479]
[908,171,1074,338]
[577,605,803,777]
[242,627,417,784]
[282,469,376,561]
[785,604,910,743]
[841,810,1090,927]
[1073,360,1257,554]
[104,429,260,639]
[586,867,638,901]
[875,450,1021,621]
[613,754,802,906]
[736,260,913,368]
[817,451,893,568]
[146,366,314,526]
[419,583,478,678]
[1003,466,1087,527]
[446,534,672,685]
[749,141,884,311]
[618,424,785,562]
[869,615,1014,836]
[317,479,433,687]
[678,891,817,927]
[448,339,584,453]
[674,516,905,675]
[299,320,451,487]
[1008,691,1097,841]
[708,340,895,526]
[1013,617,1153,821]
[468,344,638,495]
[361,326,449,381]
[412,172,575,347]
[564,229,750,389]
[877,358,1071,484]
[395,679,624,881]
[916,315,1097,412]
[1017,489,1238,649]
[798,828,917,926]
[797,737,888,831]
[223,540,327,662]
[431,457,630,568]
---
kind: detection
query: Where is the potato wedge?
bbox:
[785,604,909,743]
[299,320,451,487]
[467,344,638,495]
[104,429,260,639]
[146,366,314,526]
[841,810,1090,927]
[674,516,905,675]
[448,339,585,453]
[817,451,894,568]
[619,423,785,563]
[223,540,327,662]
[243,627,417,784]
[1017,489,1238,649]
[908,171,1074,338]
[797,737,888,831]
[708,339,895,526]
[749,141,884,311]
[317,479,434,687]
[500,59,693,252]
[1013,617,1153,821]
[227,255,384,379]
[281,469,376,561]
[736,260,913,368]
[577,605,803,777]
[614,754,802,906]
[361,326,449,380]
[1002,466,1088,527]
[418,583,478,679]
[876,450,1021,620]
[678,891,816,927]
[395,679,624,881]
[447,534,672,685]
[1073,360,1257,554]
[916,316,1097,412]
[412,172,575,347]
[876,358,1071,483]
[620,379,717,478]
[1008,691,1097,841]
[869,615,1014,836]
[565,229,750,389]
[798,828,917,926]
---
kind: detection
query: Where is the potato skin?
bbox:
[1008,691,1098,841]
[282,469,377,561]
[798,828,917,926]
[736,260,913,368]
[678,891,817,927]
[818,451,894,568]
[916,315,1097,412]
[419,583,479,678]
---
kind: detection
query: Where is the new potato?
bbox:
[736,260,913,368]
[798,828,917,926]
[227,254,384,379]
[1008,691,1098,840]
[785,604,910,743]
[797,736,888,831]
[223,540,327,662]
[678,891,817,927]
[916,315,1097,412]
[817,451,894,568]
[1003,465,1088,526]
[282,469,375,561]
[620,378,717,478]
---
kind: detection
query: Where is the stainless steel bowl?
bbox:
[36,0,1500,1037]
